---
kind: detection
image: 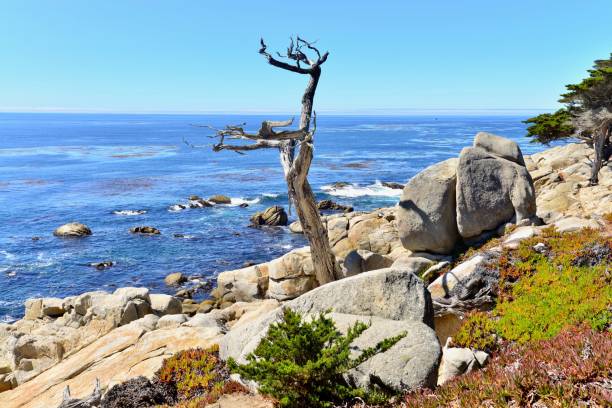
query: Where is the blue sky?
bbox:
[0,1,611,114]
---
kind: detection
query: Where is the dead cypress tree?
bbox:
[209,37,340,286]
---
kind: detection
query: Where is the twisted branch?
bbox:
[259,36,329,75]
[208,114,317,158]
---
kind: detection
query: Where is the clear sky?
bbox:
[1,0,611,115]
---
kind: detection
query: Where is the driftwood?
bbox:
[433,295,495,317]
[57,379,102,408]
[209,37,340,285]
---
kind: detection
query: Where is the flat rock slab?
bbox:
[0,324,222,408]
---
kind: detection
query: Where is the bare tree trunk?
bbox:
[590,127,610,185]
[287,66,341,284]
[212,37,340,285]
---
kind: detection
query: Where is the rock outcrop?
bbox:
[456,145,536,238]
[220,267,441,393]
[398,158,459,254]
[129,226,161,235]
[250,206,288,226]
[209,195,232,204]
[528,143,611,223]
[53,223,92,237]
[0,299,278,407]
[0,287,185,391]
[397,133,537,252]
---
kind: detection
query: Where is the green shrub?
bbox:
[453,311,498,352]
[456,228,611,348]
[495,258,611,342]
[228,308,405,408]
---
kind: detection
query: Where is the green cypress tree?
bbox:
[228,308,405,408]
[524,53,612,185]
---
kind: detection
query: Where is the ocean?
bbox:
[0,113,555,322]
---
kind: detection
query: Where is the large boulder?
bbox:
[216,263,270,302]
[288,267,434,325]
[456,146,536,238]
[250,206,288,226]
[220,267,440,393]
[397,158,459,254]
[473,132,526,165]
[341,249,393,277]
[53,223,92,237]
[339,314,440,392]
[267,247,316,300]
[222,312,441,393]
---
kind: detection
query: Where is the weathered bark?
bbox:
[589,126,610,185]
[285,65,340,284]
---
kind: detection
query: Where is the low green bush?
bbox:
[228,308,405,408]
[453,227,611,349]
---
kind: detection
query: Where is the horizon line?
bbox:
[0,107,554,116]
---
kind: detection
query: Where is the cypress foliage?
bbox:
[228,308,406,407]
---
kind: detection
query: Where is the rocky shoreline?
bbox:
[1,135,610,407]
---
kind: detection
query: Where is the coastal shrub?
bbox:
[228,308,405,408]
[405,325,612,407]
[453,311,498,352]
[156,345,234,402]
[455,227,611,349]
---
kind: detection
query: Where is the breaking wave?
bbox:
[321,181,402,198]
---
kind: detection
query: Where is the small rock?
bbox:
[382,181,404,189]
[181,302,199,316]
[289,221,303,234]
[31,236,41,241]
[330,181,351,188]
[189,201,212,209]
[239,203,249,208]
[175,288,193,298]
[533,242,547,253]
[156,314,188,329]
[41,298,65,317]
[164,272,186,287]
[250,206,288,226]
[149,294,182,315]
[89,261,114,270]
[53,223,92,237]
[129,226,161,235]
[209,194,232,204]
[198,300,216,314]
[317,199,353,213]
[24,298,43,320]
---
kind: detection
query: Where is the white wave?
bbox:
[262,193,280,198]
[1,315,17,324]
[0,250,15,260]
[168,204,188,212]
[228,197,261,207]
[113,209,147,216]
[321,181,402,198]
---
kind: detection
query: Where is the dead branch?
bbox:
[433,295,495,317]
[259,36,329,75]
[208,116,317,154]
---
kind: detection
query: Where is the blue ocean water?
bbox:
[0,113,554,322]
